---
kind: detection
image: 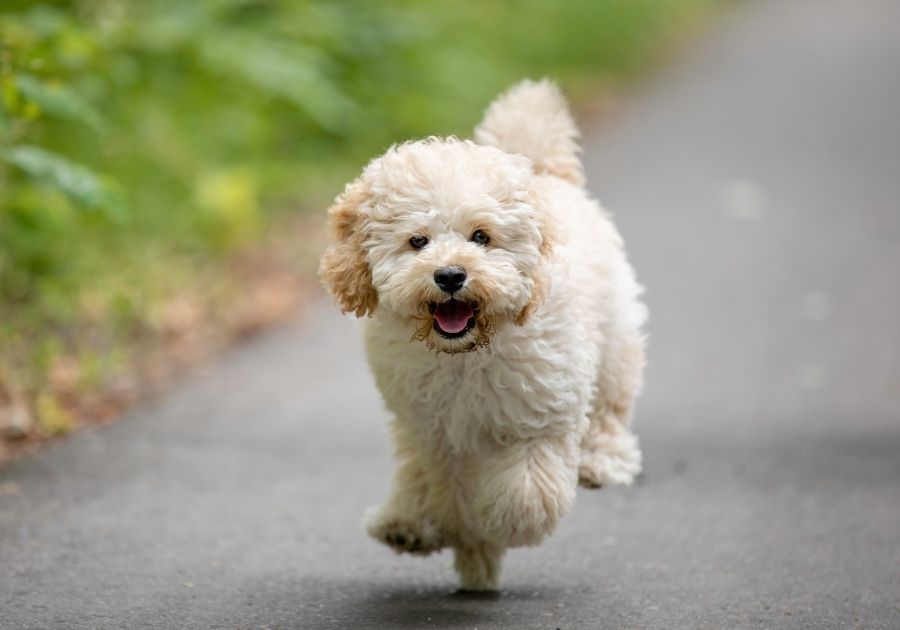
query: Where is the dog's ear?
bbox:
[514,193,558,326]
[318,178,378,317]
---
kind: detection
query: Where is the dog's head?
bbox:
[319,138,555,354]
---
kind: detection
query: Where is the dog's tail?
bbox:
[474,78,584,185]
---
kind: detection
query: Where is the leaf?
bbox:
[194,33,358,134]
[15,74,106,132]
[35,390,72,435]
[2,76,19,112]
[1,145,124,220]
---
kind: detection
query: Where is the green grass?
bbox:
[0,0,720,435]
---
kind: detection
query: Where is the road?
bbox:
[2,1,899,628]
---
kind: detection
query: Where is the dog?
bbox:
[319,79,647,590]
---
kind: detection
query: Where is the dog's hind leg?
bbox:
[579,333,645,488]
[364,420,445,555]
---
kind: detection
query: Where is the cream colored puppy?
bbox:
[319,79,647,591]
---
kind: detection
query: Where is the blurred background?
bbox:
[0,0,718,456]
[1,1,899,626]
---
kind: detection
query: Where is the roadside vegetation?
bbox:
[0,0,720,458]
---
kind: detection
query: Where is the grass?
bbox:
[0,0,722,450]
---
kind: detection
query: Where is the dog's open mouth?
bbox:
[429,299,476,339]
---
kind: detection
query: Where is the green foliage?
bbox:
[0,0,719,403]
[14,72,105,132]
[2,145,123,217]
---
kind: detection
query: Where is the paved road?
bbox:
[2,1,899,628]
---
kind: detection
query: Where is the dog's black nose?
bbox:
[434,266,466,294]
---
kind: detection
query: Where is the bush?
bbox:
[0,0,716,433]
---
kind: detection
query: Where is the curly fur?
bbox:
[319,79,647,590]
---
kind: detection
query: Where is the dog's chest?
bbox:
[370,334,590,452]
[405,355,526,450]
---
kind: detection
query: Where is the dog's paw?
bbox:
[454,544,503,591]
[578,445,642,488]
[364,508,443,555]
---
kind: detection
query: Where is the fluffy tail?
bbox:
[474,78,584,185]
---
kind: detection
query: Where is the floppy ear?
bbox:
[318,179,378,317]
[514,196,558,326]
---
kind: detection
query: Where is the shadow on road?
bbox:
[205,578,583,629]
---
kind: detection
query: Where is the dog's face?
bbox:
[320,138,553,354]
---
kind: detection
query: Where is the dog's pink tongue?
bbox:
[434,300,474,334]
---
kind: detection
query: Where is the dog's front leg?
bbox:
[472,434,579,548]
[453,542,505,591]
[364,422,445,555]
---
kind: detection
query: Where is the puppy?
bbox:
[319,79,647,590]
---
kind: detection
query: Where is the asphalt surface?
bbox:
[2,1,900,628]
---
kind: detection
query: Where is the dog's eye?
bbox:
[471,229,490,246]
[409,235,429,250]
